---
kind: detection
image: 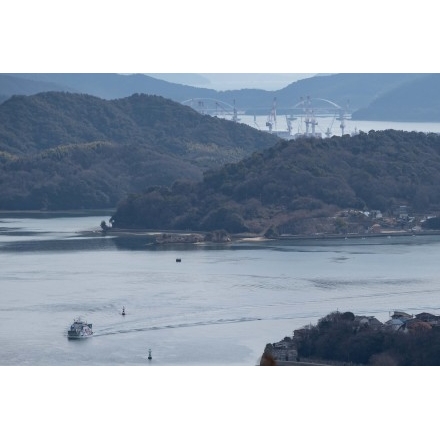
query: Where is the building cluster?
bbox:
[384,310,440,332]
[336,205,440,235]
[264,310,440,364]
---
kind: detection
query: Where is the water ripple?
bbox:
[94,316,262,337]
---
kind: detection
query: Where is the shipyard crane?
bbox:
[253,114,260,129]
[300,96,319,136]
[181,98,241,122]
[232,99,240,123]
[287,97,352,138]
[266,97,277,132]
[337,100,350,136]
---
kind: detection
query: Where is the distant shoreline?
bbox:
[277,230,440,240]
[85,227,440,243]
[2,210,440,242]
[0,209,114,217]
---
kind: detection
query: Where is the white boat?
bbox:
[67,317,93,339]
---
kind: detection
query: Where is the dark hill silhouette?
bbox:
[0,73,430,118]
[110,129,440,234]
[0,74,73,100]
[0,73,222,102]
[0,92,276,210]
[0,91,275,155]
[273,73,428,113]
[352,74,440,121]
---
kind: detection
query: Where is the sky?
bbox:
[2,1,439,438]
[146,73,318,90]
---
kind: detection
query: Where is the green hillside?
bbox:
[0,92,276,210]
[110,130,440,234]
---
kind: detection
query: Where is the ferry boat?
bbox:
[67,317,93,339]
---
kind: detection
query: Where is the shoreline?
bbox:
[2,210,440,242]
[83,227,440,243]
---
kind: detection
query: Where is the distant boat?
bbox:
[67,317,93,339]
[176,258,181,263]
[122,306,126,316]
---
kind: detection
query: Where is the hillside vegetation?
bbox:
[293,311,440,366]
[0,92,276,210]
[110,130,440,234]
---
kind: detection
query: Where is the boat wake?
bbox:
[94,316,262,337]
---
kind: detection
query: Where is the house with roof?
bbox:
[354,315,383,330]
[384,317,407,332]
[383,311,440,333]
[391,311,413,320]
[415,312,440,325]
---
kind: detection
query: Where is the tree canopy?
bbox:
[110,129,440,233]
[295,310,440,366]
[0,91,276,210]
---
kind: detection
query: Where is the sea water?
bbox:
[2,213,440,366]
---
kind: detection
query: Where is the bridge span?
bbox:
[182,96,353,139]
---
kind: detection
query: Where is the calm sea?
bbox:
[2,213,440,366]
[239,115,440,136]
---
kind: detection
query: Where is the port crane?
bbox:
[266,97,277,132]
[183,96,352,138]
[181,98,241,122]
[288,97,351,138]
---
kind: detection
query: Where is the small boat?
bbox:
[67,317,93,339]
[122,306,126,316]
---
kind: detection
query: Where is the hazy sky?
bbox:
[202,73,317,91]
[146,73,317,91]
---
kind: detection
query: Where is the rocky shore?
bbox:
[94,224,440,244]
[97,218,269,242]
[93,213,440,243]
[154,230,234,244]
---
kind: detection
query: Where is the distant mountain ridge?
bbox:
[0,74,74,97]
[0,73,217,101]
[147,73,315,91]
[0,73,435,121]
[352,74,440,121]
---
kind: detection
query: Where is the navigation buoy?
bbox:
[122,306,125,316]
[148,349,152,360]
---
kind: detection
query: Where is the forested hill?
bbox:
[0,92,276,210]
[0,91,275,155]
[110,130,440,234]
